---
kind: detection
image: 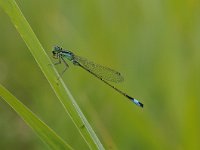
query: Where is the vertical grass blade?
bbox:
[0,84,73,150]
[0,0,104,149]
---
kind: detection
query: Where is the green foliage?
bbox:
[0,84,73,150]
[0,0,104,150]
[1,0,200,150]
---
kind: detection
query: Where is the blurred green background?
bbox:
[0,0,200,149]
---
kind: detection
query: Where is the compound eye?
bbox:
[54,46,61,51]
[52,51,56,55]
[55,46,59,50]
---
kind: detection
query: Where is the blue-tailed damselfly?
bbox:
[52,46,143,108]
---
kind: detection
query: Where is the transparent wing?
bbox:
[74,55,124,83]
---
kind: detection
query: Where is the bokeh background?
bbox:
[0,0,200,149]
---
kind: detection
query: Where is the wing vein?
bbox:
[74,55,124,83]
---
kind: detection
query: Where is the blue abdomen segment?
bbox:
[126,95,143,108]
[129,97,144,108]
[132,98,143,107]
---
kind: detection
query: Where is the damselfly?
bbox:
[52,46,143,108]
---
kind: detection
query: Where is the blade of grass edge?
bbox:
[0,84,73,150]
[0,0,105,150]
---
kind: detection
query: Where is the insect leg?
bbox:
[54,54,62,65]
[60,56,69,77]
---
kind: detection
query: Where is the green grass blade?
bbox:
[0,0,104,149]
[0,84,73,150]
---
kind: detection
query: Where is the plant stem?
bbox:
[0,0,105,149]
